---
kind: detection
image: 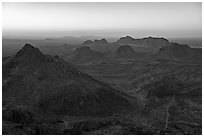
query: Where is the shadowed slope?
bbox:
[3,44,132,116]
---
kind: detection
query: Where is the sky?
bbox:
[2,2,202,39]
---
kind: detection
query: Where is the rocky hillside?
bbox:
[3,44,132,116]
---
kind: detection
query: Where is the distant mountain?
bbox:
[82,39,118,53]
[38,44,78,56]
[156,43,202,64]
[46,36,118,44]
[64,46,102,64]
[168,37,202,48]
[115,45,137,58]
[116,36,171,52]
[83,39,109,46]
[3,44,132,116]
[116,36,135,44]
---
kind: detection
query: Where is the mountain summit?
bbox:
[65,46,102,64]
[83,39,109,45]
[16,43,43,58]
[116,36,171,52]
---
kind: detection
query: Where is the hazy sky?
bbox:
[2,2,202,39]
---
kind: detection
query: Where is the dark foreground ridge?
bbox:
[3,43,132,116]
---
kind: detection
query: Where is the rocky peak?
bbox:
[83,40,93,45]
[98,39,108,43]
[16,43,43,58]
[116,36,170,48]
[83,39,109,45]
[116,36,135,44]
[23,43,34,49]
[124,35,134,39]
[8,43,78,76]
[120,36,134,40]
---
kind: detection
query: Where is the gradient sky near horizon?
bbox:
[2,2,202,39]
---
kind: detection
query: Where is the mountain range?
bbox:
[64,36,201,64]
[2,36,202,135]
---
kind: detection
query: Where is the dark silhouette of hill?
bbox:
[83,39,109,46]
[3,43,132,116]
[115,45,137,58]
[81,36,174,54]
[115,36,171,52]
[116,36,170,47]
[156,43,202,64]
[64,46,102,64]
[82,39,113,53]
